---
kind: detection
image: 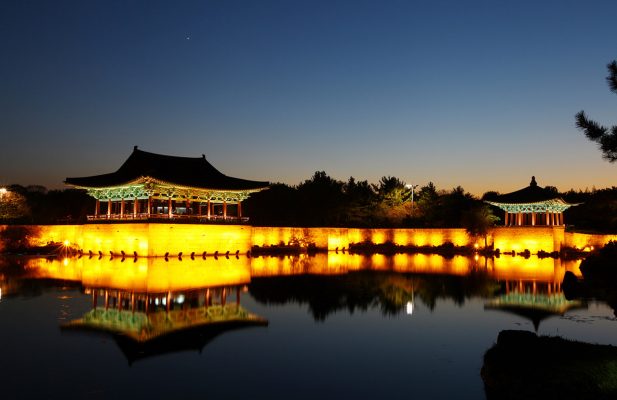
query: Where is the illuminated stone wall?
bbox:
[564,232,617,250]
[16,223,252,257]
[26,224,82,248]
[4,223,617,257]
[346,228,470,247]
[251,227,351,250]
[251,227,472,250]
[145,224,251,257]
[491,226,564,253]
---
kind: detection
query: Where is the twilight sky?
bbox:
[1,0,616,195]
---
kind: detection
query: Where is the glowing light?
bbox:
[63,240,70,246]
[406,301,414,315]
[176,294,185,304]
[372,231,386,244]
[63,258,69,266]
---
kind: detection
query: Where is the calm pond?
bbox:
[1,254,615,399]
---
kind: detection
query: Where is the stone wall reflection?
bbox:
[15,253,585,323]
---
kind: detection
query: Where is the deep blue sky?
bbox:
[1,0,616,194]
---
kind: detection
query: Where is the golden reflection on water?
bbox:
[18,253,583,293]
[25,256,251,292]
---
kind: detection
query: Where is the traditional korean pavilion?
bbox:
[485,176,579,226]
[65,147,269,222]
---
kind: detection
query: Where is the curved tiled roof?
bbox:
[489,176,561,204]
[65,147,269,191]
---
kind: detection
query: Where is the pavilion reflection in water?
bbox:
[24,257,267,364]
[18,254,586,355]
[485,256,585,331]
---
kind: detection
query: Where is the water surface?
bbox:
[1,254,615,399]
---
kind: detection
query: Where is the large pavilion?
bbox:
[65,147,269,222]
[485,177,579,226]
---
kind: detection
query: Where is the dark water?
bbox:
[0,254,615,399]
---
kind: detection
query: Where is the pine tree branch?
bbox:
[576,110,608,140]
[607,60,617,94]
[600,127,617,162]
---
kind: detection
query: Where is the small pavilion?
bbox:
[485,177,579,226]
[65,147,269,222]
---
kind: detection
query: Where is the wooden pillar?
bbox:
[95,200,100,217]
[560,212,564,225]
[223,201,227,219]
[546,211,550,226]
[168,198,173,218]
[166,291,171,313]
[186,199,191,216]
[104,290,109,310]
[531,212,536,226]
[92,290,98,309]
[120,199,125,218]
[107,200,112,218]
[133,198,138,218]
[147,197,152,217]
[207,200,211,219]
[198,203,202,216]
[238,202,242,218]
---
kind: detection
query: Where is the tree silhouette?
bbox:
[0,189,30,221]
[373,176,411,225]
[461,204,500,249]
[576,60,617,161]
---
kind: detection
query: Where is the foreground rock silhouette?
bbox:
[482,330,617,400]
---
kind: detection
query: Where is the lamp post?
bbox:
[405,184,419,214]
[0,187,6,198]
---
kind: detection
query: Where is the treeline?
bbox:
[0,184,93,224]
[244,171,488,228]
[2,173,617,232]
[558,187,617,232]
[245,172,617,232]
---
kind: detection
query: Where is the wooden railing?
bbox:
[86,214,249,224]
